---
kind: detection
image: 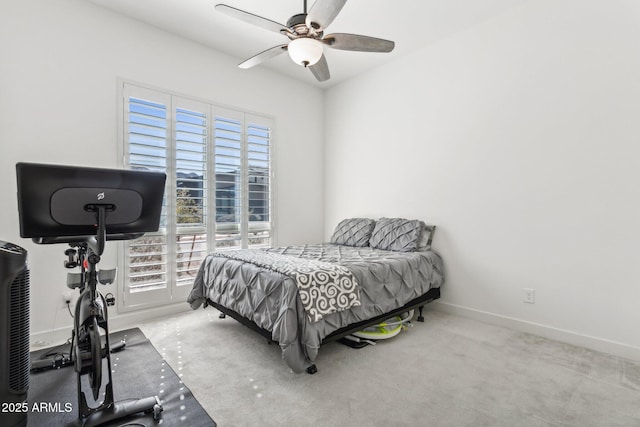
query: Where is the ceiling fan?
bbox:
[215,0,395,82]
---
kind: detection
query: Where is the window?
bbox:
[119,83,274,310]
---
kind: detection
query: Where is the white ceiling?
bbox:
[86,0,523,88]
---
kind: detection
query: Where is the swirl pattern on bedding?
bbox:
[211,249,360,322]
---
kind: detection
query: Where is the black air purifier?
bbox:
[0,241,29,427]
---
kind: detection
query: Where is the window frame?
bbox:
[116,80,276,312]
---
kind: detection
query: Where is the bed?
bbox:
[187,217,445,373]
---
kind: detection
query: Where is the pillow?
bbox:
[417,224,436,251]
[369,218,424,252]
[330,218,376,247]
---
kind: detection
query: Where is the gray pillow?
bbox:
[330,218,376,247]
[369,218,424,252]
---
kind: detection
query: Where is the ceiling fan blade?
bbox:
[305,0,347,31]
[323,33,395,52]
[215,4,289,34]
[238,45,288,69]
[309,54,330,82]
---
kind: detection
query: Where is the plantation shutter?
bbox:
[174,98,210,294]
[214,110,244,250]
[120,83,274,311]
[246,115,272,248]
[122,85,171,307]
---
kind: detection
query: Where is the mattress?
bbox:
[187,243,444,372]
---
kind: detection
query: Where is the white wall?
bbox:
[324,0,640,358]
[0,0,324,341]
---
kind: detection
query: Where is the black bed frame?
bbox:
[205,286,440,374]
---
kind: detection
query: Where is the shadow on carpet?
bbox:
[28,327,216,427]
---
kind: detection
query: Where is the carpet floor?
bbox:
[136,307,640,426]
[28,327,216,427]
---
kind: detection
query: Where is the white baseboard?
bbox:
[431,301,640,362]
[30,303,191,351]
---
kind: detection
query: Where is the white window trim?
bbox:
[116,79,276,313]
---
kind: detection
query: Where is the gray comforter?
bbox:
[187,243,444,373]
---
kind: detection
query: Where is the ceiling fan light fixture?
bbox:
[217,0,395,82]
[287,38,323,67]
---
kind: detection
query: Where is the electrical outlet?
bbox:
[523,288,535,304]
[62,292,73,305]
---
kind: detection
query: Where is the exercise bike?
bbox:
[38,208,162,427]
[29,243,125,373]
[16,162,167,427]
